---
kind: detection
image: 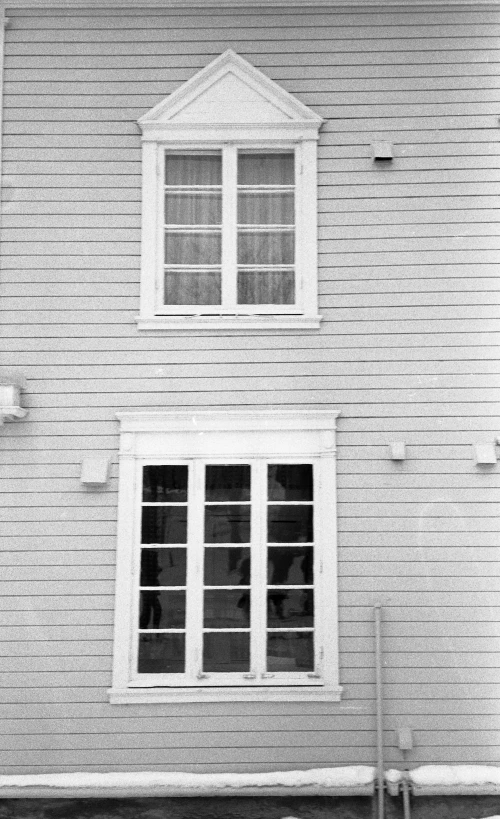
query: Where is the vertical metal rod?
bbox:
[402,776,411,819]
[374,604,384,819]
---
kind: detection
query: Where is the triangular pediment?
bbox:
[139,50,322,129]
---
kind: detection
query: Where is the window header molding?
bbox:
[138,50,323,144]
[117,410,340,436]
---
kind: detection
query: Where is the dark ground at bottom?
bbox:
[1,795,500,819]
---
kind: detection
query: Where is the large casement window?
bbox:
[109,411,341,703]
[137,50,323,331]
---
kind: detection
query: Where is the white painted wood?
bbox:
[2,0,500,775]
[136,51,322,328]
[110,411,341,701]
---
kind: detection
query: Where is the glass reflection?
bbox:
[165,191,222,225]
[165,153,222,186]
[141,507,187,544]
[237,270,294,305]
[204,590,250,628]
[205,465,251,502]
[267,631,314,672]
[164,269,221,306]
[267,546,313,585]
[267,505,313,543]
[164,231,221,266]
[268,465,313,501]
[238,191,294,225]
[204,547,250,586]
[138,633,185,674]
[204,505,250,543]
[143,465,188,503]
[237,231,294,266]
[238,153,294,186]
[203,631,250,672]
[141,548,186,587]
[139,590,186,629]
[267,589,313,627]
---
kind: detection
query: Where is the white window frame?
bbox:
[109,410,342,704]
[136,50,323,332]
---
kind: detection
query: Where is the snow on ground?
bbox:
[387,766,500,790]
[412,767,500,788]
[0,767,376,792]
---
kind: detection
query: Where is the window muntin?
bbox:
[135,460,319,686]
[161,148,296,314]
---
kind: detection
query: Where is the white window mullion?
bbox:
[185,460,204,681]
[222,144,238,310]
[250,460,266,679]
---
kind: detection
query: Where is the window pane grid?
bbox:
[135,460,319,684]
[162,149,296,311]
[266,463,315,674]
[138,466,189,675]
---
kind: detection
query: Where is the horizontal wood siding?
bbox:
[0,2,499,774]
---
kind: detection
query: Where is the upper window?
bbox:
[137,51,323,331]
[163,149,295,311]
[109,410,341,703]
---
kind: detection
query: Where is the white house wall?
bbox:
[1,3,500,773]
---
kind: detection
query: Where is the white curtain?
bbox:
[163,152,295,306]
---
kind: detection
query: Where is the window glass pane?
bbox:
[205,505,251,543]
[165,153,222,186]
[204,590,250,628]
[141,507,187,544]
[204,547,251,586]
[268,546,313,585]
[267,590,313,628]
[165,192,222,225]
[139,590,186,629]
[267,632,314,672]
[165,232,221,266]
[138,633,185,674]
[268,465,313,501]
[203,631,250,672]
[238,153,294,186]
[267,506,313,543]
[238,191,294,225]
[143,465,188,503]
[237,231,294,266]
[237,269,294,305]
[164,269,221,306]
[205,465,251,502]
[141,548,187,587]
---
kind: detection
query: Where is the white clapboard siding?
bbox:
[1,2,500,776]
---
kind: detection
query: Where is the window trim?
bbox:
[109,410,342,704]
[136,50,323,332]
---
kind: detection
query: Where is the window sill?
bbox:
[108,685,343,704]
[136,315,322,332]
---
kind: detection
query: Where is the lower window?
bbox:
[109,411,341,702]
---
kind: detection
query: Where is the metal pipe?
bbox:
[402,775,411,819]
[374,604,384,819]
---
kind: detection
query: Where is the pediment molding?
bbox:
[138,50,322,139]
